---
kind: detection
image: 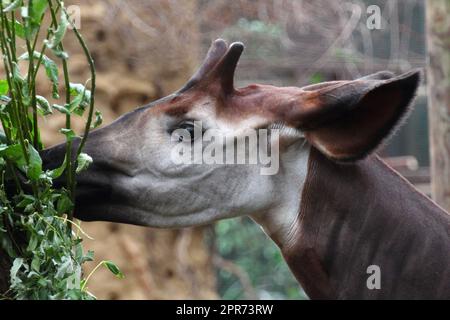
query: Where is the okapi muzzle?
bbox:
[41,39,450,299]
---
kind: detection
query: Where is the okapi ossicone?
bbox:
[42,39,450,299]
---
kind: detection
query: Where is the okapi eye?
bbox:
[172,120,204,142]
[178,122,195,142]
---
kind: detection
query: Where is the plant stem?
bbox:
[25,2,43,150]
[2,9,31,143]
[57,3,96,222]
[47,0,74,224]
[0,15,29,166]
[25,39,39,149]
[70,19,96,159]
[81,261,106,291]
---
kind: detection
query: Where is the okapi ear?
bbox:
[357,70,395,81]
[301,70,422,162]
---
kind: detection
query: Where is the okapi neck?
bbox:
[281,148,450,299]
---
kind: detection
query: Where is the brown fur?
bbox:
[283,148,450,299]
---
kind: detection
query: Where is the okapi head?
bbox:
[43,39,421,241]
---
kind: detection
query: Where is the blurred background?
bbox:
[15,0,434,299]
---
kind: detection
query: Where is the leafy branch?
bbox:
[0,0,119,300]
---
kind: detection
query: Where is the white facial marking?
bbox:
[250,140,310,247]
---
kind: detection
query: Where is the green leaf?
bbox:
[76,153,92,174]
[51,49,69,60]
[0,144,26,171]
[10,258,24,280]
[46,8,68,49]
[37,278,48,287]
[68,89,86,114]
[55,256,73,279]
[69,83,82,95]
[56,193,73,214]
[20,81,31,106]
[103,261,124,279]
[48,157,66,179]
[74,242,85,264]
[59,128,77,141]
[76,248,94,264]
[2,0,22,13]
[31,256,40,272]
[1,235,16,258]
[73,105,86,117]
[24,203,34,213]
[19,52,59,99]
[27,234,39,252]
[43,59,59,99]
[80,279,87,291]
[13,20,25,39]
[21,0,47,40]
[11,62,24,85]
[16,194,35,208]
[92,110,102,128]
[0,79,8,95]
[69,83,91,116]
[36,95,52,115]
[27,144,42,181]
[82,250,94,263]
[29,0,48,24]
[52,104,70,115]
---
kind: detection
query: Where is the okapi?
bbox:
[41,39,450,299]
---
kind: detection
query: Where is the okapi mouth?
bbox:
[74,177,113,222]
[39,134,136,223]
[73,155,139,222]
